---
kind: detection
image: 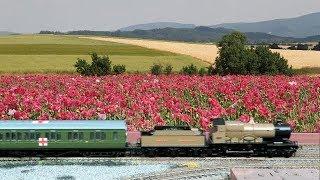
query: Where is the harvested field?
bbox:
[81,37,218,64]
[83,37,320,68]
[272,49,320,68]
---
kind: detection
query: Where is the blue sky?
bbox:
[1,0,319,33]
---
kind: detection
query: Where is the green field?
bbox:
[0,35,207,73]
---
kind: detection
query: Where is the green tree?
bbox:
[269,43,282,49]
[215,32,292,75]
[74,58,92,76]
[215,32,249,75]
[164,64,173,75]
[255,46,292,75]
[113,65,126,74]
[296,43,309,50]
[181,64,198,75]
[150,64,163,75]
[90,52,112,76]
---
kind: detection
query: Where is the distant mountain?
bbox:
[120,26,300,43]
[67,27,299,44]
[119,22,196,31]
[301,35,320,42]
[211,12,320,38]
[0,31,15,35]
[118,26,234,42]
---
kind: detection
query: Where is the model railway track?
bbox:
[0,156,318,165]
[129,160,320,180]
[127,157,320,179]
[0,145,317,161]
[295,145,320,158]
[0,157,317,180]
[128,168,229,180]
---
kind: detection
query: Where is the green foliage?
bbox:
[74,58,92,76]
[198,67,207,76]
[218,31,247,47]
[113,64,126,74]
[296,43,309,50]
[181,64,198,75]
[164,64,173,75]
[150,64,163,75]
[312,42,320,51]
[74,52,119,76]
[90,53,112,76]
[215,32,293,75]
[255,46,293,75]
[269,43,282,49]
[207,65,217,75]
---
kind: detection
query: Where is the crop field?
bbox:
[84,37,320,69]
[0,75,319,132]
[0,35,207,73]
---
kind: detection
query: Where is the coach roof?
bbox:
[0,120,126,130]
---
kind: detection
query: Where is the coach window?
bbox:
[68,132,72,140]
[79,132,84,140]
[95,131,101,140]
[11,132,17,141]
[113,132,118,141]
[36,132,41,140]
[0,133,3,141]
[90,132,94,140]
[5,132,10,141]
[45,132,50,140]
[30,132,35,140]
[51,132,57,141]
[101,132,106,140]
[57,132,61,140]
[17,132,22,140]
[24,132,30,140]
[73,132,79,140]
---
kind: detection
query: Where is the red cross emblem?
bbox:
[38,138,48,147]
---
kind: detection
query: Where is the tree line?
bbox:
[270,42,320,51]
[74,32,294,76]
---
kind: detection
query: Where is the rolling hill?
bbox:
[63,26,319,44]
[119,22,196,31]
[210,12,320,38]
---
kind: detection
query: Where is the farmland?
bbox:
[84,36,320,69]
[0,75,319,132]
[0,35,207,73]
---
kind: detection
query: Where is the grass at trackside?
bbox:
[0,35,208,73]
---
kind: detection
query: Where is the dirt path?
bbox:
[81,36,320,68]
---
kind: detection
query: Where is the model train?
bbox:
[0,118,298,157]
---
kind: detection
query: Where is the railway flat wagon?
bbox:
[0,120,126,156]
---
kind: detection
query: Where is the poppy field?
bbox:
[0,75,319,132]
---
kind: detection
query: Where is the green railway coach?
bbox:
[0,120,127,151]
